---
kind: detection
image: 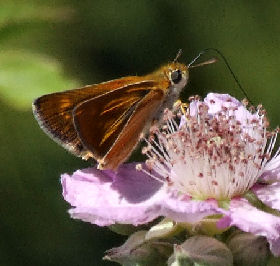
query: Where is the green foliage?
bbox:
[0,50,78,109]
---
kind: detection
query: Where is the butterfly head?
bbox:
[152,62,189,92]
[166,62,189,90]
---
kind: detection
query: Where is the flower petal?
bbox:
[62,163,164,226]
[180,93,260,132]
[205,93,259,127]
[260,154,280,182]
[61,163,219,226]
[204,93,241,115]
[253,182,280,211]
[218,198,280,256]
[160,197,220,223]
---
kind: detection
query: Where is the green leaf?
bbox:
[0,50,79,110]
[168,236,233,266]
[0,0,73,26]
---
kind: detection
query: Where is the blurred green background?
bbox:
[1,1,280,265]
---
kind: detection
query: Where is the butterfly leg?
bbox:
[173,99,189,115]
[81,150,94,160]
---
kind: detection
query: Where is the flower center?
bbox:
[140,95,277,200]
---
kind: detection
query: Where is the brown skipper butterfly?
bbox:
[32,51,216,170]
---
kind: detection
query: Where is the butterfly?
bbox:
[32,51,216,170]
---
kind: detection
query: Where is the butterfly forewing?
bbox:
[73,82,156,160]
[32,76,149,157]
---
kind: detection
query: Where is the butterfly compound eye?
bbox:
[170,70,182,84]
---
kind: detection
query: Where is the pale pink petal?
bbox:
[179,114,187,128]
[218,198,280,256]
[160,197,219,223]
[179,101,200,128]
[62,163,219,226]
[180,94,242,127]
[189,100,200,117]
[260,154,280,182]
[204,93,259,126]
[252,182,280,211]
[204,93,241,115]
[62,163,163,226]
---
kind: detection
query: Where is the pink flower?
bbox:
[62,93,280,256]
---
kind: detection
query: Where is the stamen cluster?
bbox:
[140,95,278,200]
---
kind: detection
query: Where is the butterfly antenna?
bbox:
[188,51,205,67]
[200,48,253,105]
[173,49,183,62]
